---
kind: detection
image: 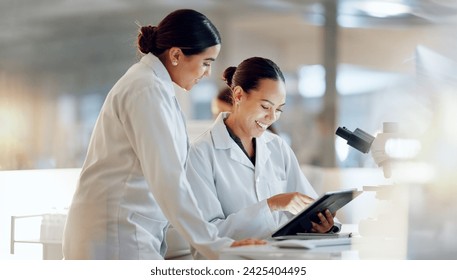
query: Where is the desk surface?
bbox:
[220,223,410,260]
[220,243,359,260]
[220,224,360,260]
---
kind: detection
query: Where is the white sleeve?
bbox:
[187,144,277,240]
[120,85,233,259]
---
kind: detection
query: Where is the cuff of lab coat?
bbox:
[327,222,342,233]
[259,199,279,234]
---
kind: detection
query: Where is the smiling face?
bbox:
[167,45,221,91]
[230,78,286,139]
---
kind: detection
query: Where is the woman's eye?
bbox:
[261,105,269,110]
[203,62,211,67]
[276,108,283,113]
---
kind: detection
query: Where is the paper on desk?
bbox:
[271,237,352,249]
[273,232,352,240]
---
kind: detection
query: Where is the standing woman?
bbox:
[63,9,263,260]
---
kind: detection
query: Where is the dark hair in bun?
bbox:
[137,9,221,56]
[222,57,285,94]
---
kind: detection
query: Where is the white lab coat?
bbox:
[186,112,320,243]
[62,53,232,260]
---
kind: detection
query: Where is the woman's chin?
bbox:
[252,128,265,138]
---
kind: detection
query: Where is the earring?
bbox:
[172,61,178,66]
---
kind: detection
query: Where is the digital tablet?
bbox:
[271,189,363,238]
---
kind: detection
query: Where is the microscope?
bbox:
[335,122,411,258]
[336,122,400,178]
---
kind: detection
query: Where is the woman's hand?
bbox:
[230,238,267,247]
[310,209,336,233]
[267,192,314,215]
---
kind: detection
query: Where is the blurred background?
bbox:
[3,0,456,170]
[1,0,457,260]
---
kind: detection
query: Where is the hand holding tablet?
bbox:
[272,189,363,238]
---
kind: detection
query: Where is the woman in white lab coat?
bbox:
[186,57,339,249]
[62,9,264,260]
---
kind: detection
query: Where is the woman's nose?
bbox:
[204,66,211,77]
[267,109,276,122]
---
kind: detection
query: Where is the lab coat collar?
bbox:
[211,112,274,169]
[211,112,238,150]
[140,53,175,93]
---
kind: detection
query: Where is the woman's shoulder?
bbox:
[190,117,228,152]
[188,129,216,163]
[108,65,173,110]
[262,130,295,155]
[190,127,213,149]
[262,130,284,145]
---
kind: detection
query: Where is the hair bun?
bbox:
[138,25,158,54]
[141,25,158,36]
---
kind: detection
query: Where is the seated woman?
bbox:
[186,57,339,256]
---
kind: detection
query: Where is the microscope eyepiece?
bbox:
[335,126,375,153]
[335,127,352,141]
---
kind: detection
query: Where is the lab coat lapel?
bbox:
[212,112,254,170]
[254,134,271,178]
[229,146,254,170]
[173,96,190,149]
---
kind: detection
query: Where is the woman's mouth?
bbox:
[255,120,269,130]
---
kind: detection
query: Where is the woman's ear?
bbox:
[232,86,243,104]
[168,47,181,66]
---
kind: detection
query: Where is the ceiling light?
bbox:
[357,1,412,18]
